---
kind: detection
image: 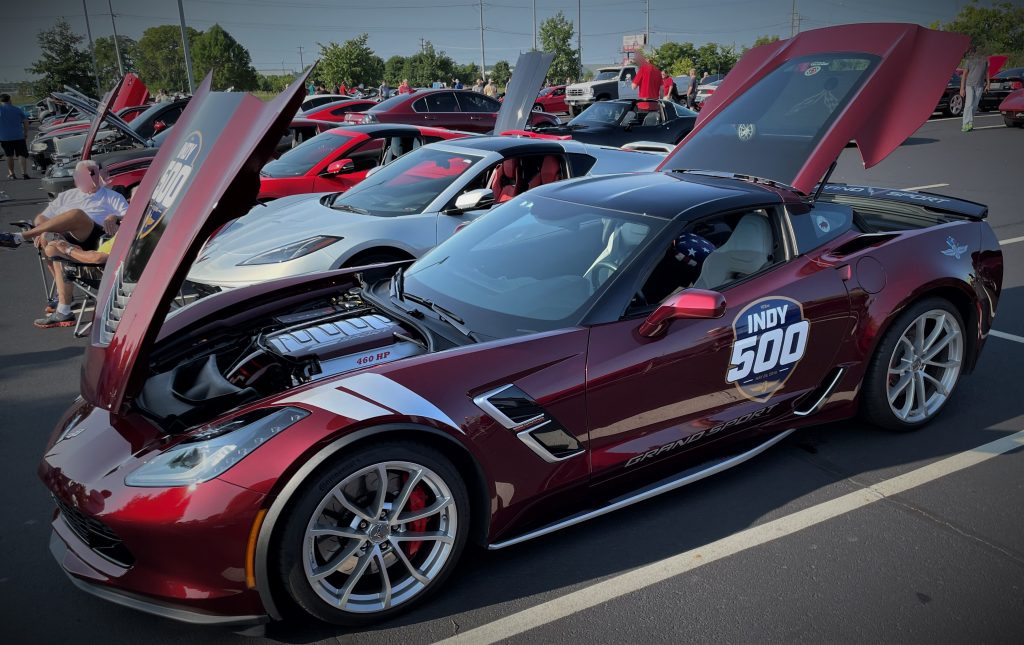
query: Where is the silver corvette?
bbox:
[185,136,666,291]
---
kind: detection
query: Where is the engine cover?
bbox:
[264,313,424,377]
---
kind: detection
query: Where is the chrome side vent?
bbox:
[794,367,846,417]
[98,265,136,345]
[473,385,583,463]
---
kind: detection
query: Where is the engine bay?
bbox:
[135,287,427,430]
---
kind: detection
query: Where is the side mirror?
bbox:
[323,158,355,176]
[152,120,167,133]
[638,289,726,338]
[452,188,494,213]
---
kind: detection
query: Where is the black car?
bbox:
[935,69,1023,117]
[534,99,696,148]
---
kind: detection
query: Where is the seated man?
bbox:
[34,234,116,328]
[0,159,127,314]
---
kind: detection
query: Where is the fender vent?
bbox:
[828,233,898,258]
[793,367,845,416]
[474,385,583,463]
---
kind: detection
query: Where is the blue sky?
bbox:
[2,0,969,81]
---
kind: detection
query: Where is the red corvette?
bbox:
[259,124,468,200]
[41,26,1003,629]
[299,99,377,123]
[343,88,559,132]
[534,85,568,113]
[999,88,1024,127]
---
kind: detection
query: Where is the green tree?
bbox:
[399,42,456,87]
[650,41,698,76]
[693,43,738,76]
[455,62,480,85]
[383,55,406,84]
[490,60,512,87]
[317,33,384,88]
[937,1,1024,65]
[94,35,140,89]
[259,73,296,93]
[137,24,200,93]
[538,11,580,83]
[26,18,94,96]
[192,24,259,90]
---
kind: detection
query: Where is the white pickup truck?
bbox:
[565,65,639,116]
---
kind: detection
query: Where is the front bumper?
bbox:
[49,530,268,628]
[1003,110,1024,124]
[41,174,74,199]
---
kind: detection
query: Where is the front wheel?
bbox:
[532,103,542,112]
[861,298,965,431]
[946,93,964,117]
[276,441,470,625]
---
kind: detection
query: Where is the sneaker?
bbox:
[34,311,76,328]
[0,231,21,249]
[21,174,30,180]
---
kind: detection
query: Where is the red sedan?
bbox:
[534,85,568,113]
[343,89,559,132]
[299,99,378,123]
[258,124,468,199]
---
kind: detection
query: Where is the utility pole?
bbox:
[479,0,486,83]
[82,0,102,95]
[532,0,537,50]
[107,0,124,77]
[577,0,582,80]
[298,46,305,72]
[790,0,802,37]
[420,37,426,54]
[177,0,195,93]
[645,0,650,50]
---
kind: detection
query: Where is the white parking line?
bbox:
[971,125,1005,130]
[900,183,948,191]
[1000,236,1024,246]
[436,429,1024,645]
[928,113,1002,123]
[991,330,1024,345]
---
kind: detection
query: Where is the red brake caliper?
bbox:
[404,484,429,558]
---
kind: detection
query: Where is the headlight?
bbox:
[585,87,594,97]
[237,235,341,265]
[361,113,378,123]
[31,141,48,152]
[125,407,309,487]
[48,165,72,178]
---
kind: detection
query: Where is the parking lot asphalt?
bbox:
[1,111,1022,644]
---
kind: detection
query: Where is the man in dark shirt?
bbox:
[685,68,699,109]
[0,93,30,179]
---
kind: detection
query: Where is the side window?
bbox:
[633,208,783,309]
[456,92,500,113]
[553,88,564,96]
[788,202,855,254]
[425,92,459,113]
[620,68,636,82]
[412,98,428,113]
[343,138,385,171]
[163,106,184,126]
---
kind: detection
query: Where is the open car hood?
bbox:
[109,72,149,112]
[55,88,149,150]
[80,72,309,412]
[81,76,128,160]
[493,51,555,135]
[658,24,969,195]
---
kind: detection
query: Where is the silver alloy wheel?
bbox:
[302,460,457,614]
[949,93,964,116]
[886,309,963,423]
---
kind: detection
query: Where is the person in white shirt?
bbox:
[0,160,128,323]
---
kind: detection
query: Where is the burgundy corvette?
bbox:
[343,88,559,133]
[41,25,1002,629]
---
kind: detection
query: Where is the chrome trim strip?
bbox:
[515,421,584,464]
[50,532,268,627]
[488,428,796,550]
[472,384,544,430]
[793,368,846,417]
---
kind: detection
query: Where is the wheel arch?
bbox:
[253,421,491,620]
[331,244,416,270]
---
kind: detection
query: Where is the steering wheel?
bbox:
[587,260,619,290]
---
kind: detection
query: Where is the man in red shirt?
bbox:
[631,52,662,112]
[661,71,678,103]
[338,82,348,96]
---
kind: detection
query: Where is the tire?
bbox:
[861,298,966,431]
[275,440,470,626]
[945,93,964,117]
[532,103,542,112]
[1005,115,1022,128]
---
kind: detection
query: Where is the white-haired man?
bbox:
[0,159,128,326]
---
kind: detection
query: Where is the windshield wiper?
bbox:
[402,290,475,340]
[332,202,369,215]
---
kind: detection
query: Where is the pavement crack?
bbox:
[450,616,461,635]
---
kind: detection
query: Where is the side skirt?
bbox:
[488,428,796,550]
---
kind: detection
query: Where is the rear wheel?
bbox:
[861,298,965,431]
[532,103,542,112]
[276,441,470,625]
[945,93,964,117]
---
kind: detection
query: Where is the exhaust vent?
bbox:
[474,385,583,463]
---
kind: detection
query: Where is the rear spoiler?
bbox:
[820,183,988,220]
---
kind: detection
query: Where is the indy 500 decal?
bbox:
[726,296,809,401]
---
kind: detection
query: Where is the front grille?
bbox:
[53,495,135,567]
[567,88,586,97]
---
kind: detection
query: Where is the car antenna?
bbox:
[811,159,838,205]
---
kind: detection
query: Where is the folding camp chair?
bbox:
[8,219,57,300]
[59,257,105,338]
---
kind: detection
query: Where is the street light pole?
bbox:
[479,0,486,83]
[107,0,124,77]
[177,0,195,93]
[646,0,650,50]
[577,0,582,80]
[533,0,537,51]
[82,0,102,95]
[298,46,305,72]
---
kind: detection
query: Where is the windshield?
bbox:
[367,93,410,112]
[402,194,664,338]
[331,146,481,216]
[662,53,880,186]
[594,71,619,81]
[262,131,353,177]
[569,102,629,126]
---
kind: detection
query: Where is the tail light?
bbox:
[1012,81,1022,90]
[343,113,365,124]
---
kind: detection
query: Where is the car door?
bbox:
[455,92,501,132]
[422,92,465,130]
[584,205,853,482]
[618,66,638,99]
